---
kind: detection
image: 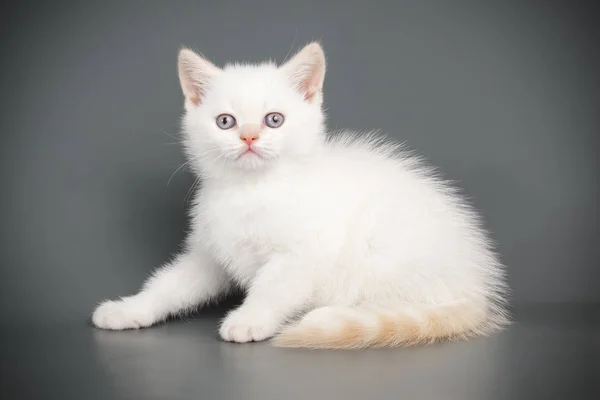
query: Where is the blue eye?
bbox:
[264,112,285,128]
[216,114,236,130]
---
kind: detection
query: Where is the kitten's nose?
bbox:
[239,124,261,145]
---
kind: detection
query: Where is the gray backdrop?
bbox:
[2,2,599,399]
[1,1,598,324]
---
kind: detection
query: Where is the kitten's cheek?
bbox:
[219,308,279,343]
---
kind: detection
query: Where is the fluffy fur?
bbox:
[92,42,509,349]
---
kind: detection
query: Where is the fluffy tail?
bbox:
[273,302,506,349]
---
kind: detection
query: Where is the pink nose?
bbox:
[240,133,259,145]
[239,125,261,145]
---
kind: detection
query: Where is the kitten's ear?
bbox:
[178,48,221,106]
[280,42,326,103]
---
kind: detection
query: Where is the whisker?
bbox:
[160,141,186,146]
[184,177,201,204]
[167,160,193,186]
[159,129,181,141]
[282,28,298,64]
[192,147,224,158]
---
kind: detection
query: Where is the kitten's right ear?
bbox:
[178,48,221,107]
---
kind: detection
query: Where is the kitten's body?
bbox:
[92,43,509,348]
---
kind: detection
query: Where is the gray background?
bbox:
[1,1,598,399]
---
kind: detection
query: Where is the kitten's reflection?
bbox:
[92,317,513,400]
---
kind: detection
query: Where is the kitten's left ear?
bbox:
[178,48,222,107]
[280,42,326,103]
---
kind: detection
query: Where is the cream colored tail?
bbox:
[273,302,506,349]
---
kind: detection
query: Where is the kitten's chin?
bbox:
[229,149,274,171]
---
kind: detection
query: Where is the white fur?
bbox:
[92,43,509,346]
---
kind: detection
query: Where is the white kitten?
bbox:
[92,42,509,348]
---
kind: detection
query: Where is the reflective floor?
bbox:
[2,303,598,400]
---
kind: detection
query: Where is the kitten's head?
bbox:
[178,42,327,174]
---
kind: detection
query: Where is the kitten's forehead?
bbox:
[211,63,290,112]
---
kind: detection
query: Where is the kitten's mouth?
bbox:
[237,147,263,159]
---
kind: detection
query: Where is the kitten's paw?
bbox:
[219,308,278,343]
[92,297,156,330]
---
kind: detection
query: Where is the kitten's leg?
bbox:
[92,247,229,330]
[219,256,314,343]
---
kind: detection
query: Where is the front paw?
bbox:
[92,297,156,330]
[219,307,279,343]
